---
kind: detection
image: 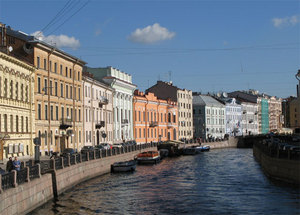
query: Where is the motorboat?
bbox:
[111,160,136,172]
[135,151,161,164]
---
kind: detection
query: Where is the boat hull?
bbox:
[111,160,136,172]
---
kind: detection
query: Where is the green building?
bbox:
[260,98,269,134]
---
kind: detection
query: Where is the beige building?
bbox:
[0,52,35,160]
[177,89,193,140]
[268,96,283,132]
[82,73,114,146]
[1,25,86,155]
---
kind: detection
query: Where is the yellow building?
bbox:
[1,24,86,155]
[0,52,35,160]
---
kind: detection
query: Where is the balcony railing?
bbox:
[96,121,105,129]
[149,121,158,127]
[59,117,73,130]
[99,96,109,107]
[122,119,129,124]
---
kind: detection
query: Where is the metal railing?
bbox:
[29,165,40,180]
[70,155,76,165]
[1,172,15,190]
[17,168,28,185]
[63,157,69,167]
[81,153,87,162]
[55,158,63,170]
[89,151,94,160]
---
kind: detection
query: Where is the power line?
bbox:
[46,0,90,36]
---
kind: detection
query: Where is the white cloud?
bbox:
[272,15,299,28]
[31,31,80,50]
[128,23,175,44]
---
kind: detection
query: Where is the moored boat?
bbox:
[136,151,161,164]
[182,147,197,155]
[194,145,210,152]
[111,160,136,172]
[159,149,169,159]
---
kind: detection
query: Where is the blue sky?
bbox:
[0,0,299,98]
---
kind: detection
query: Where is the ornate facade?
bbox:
[0,52,35,160]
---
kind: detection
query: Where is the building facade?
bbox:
[82,73,114,146]
[146,81,193,141]
[133,90,178,143]
[290,70,300,132]
[223,98,242,136]
[268,96,282,132]
[86,66,136,143]
[240,101,259,135]
[1,25,86,155]
[193,94,225,140]
[0,52,35,160]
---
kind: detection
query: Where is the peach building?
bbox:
[133,90,178,144]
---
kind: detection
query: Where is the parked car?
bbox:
[112,143,123,149]
[101,143,112,150]
[81,146,95,154]
[95,145,104,150]
[61,148,77,157]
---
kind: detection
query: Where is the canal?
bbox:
[30,148,299,215]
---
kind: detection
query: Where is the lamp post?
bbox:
[296,70,300,98]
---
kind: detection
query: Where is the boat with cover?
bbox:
[111,160,136,172]
[136,151,160,164]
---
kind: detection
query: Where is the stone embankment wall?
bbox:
[0,147,156,215]
[253,145,300,185]
[203,137,238,149]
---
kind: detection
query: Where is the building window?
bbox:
[49,61,52,72]
[4,78,7,98]
[50,106,53,120]
[10,80,13,99]
[25,86,28,102]
[26,117,28,133]
[74,87,76,100]
[65,67,68,77]
[79,130,81,143]
[4,114,7,132]
[79,109,81,121]
[21,84,24,101]
[61,107,64,120]
[49,80,52,95]
[54,62,57,73]
[21,116,24,133]
[15,82,18,100]
[38,77,41,93]
[38,104,41,120]
[16,115,18,133]
[44,59,46,70]
[61,83,64,97]
[70,69,72,78]
[10,115,13,132]
[78,71,80,81]
[44,79,47,95]
[44,131,47,146]
[168,113,171,123]
[66,85,68,98]
[55,82,58,96]
[78,88,80,100]
[45,105,48,120]
[60,65,62,75]
[56,106,58,120]
[70,86,72,99]
[37,57,40,68]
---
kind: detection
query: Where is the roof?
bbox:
[4,27,86,65]
[193,95,224,107]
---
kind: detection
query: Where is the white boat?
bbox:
[111,160,136,172]
[195,145,210,152]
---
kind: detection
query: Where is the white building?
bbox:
[86,66,136,143]
[193,94,225,140]
[241,101,259,135]
[82,74,114,147]
[224,98,242,136]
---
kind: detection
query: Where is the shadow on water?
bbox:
[29,148,300,215]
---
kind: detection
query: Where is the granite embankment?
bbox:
[0,146,156,215]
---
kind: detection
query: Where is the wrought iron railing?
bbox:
[55,158,63,170]
[63,157,69,167]
[29,165,40,180]
[40,160,51,174]
[89,151,94,160]
[17,168,28,185]
[1,172,14,190]
[101,149,106,158]
[95,150,100,159]
[76,154,81,163]
[70,155,76,165]
[81,153,87,162]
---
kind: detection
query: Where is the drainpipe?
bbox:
[47,48,54,155]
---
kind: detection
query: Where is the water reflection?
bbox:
[29,149,300,215]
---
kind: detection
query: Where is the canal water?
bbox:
[30,148,299,215]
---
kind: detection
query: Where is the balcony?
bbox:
[95,121,105,129]
[99,96,109,107]
[59,117,73,130]
[121,119,129,124]
[149,121,158,127]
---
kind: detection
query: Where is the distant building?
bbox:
[146,81,193,141]
[193,94,225,140]
[133,90,178,143]
[290,70,300,132]
[0,51,35,160]
[223,98,242,136]
[82,73,114,146]
[86,66,136,143]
